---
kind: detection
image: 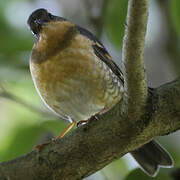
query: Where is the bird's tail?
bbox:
[130,140,174,177]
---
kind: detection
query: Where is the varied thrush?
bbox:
[27,8,173,177]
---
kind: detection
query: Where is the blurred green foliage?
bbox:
[170,0,180,36]
[106,0,128,49]
[0,0,180,180]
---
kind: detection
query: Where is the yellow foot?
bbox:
[55,121,76,141]
[77,115,99,127]
[34,121,76,151]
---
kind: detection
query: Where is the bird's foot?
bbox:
[34,141,51,151]
[77,115,99,128]
[34,122,76,151]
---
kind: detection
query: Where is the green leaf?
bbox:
[105,0,128,49]
[170,0,180,36]
[124,168,173,180]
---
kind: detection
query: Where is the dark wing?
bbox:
[76,25,124,84]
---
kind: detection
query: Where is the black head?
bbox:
[27,8,66,37]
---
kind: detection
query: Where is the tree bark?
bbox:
[122,0,149,116]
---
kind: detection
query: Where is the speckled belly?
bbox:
[30,41,123,122]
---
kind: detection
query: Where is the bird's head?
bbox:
[27,8,67,40]
[27,9,77,63]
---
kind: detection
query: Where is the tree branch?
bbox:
[0,79,180,180]
[122,0,149,115]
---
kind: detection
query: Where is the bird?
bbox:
[27,8,173,177]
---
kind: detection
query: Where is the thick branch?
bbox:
[122,0,149,115]
[0,79,180,180]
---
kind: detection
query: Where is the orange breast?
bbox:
[30,33,110,121]
[30,21,123,121]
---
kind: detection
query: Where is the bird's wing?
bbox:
[76,25,124,84]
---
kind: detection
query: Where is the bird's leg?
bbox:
[35,141,52,151]
[54,121,76,141]
[77,120,89,127]
[35,121,76,151]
